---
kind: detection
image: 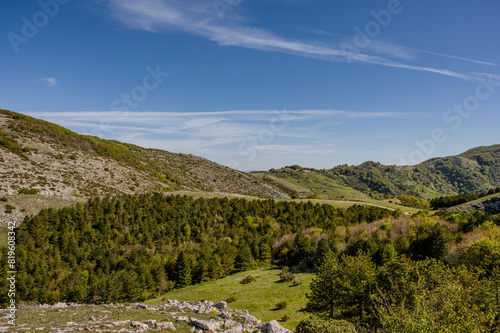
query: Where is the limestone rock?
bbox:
[258,320,293,333]
[190,317,222,331]
[131,321,149,330]
[52,302,68,309]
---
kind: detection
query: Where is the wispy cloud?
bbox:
[107,0,478,81]
[40,77,58,87]
[362,40,497,66]
[409,47,497,66]
[297,26,339,37]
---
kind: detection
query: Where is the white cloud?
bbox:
[183,117,227,129]
[41,77,58,87]
[297,26,339,37]
[409,47,497,66]
[107,0,478,81]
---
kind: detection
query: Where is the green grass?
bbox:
[148,267,314,330]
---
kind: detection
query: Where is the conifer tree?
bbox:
[174,251,192,289]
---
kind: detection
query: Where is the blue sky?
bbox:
[1,0,500,171]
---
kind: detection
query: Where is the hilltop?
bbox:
[256,144,500,201]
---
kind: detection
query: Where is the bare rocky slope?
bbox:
[0,109,287,224]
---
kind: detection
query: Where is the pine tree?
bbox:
[174,251,192,289]
[260,243,272,264]
[306,251,340,319]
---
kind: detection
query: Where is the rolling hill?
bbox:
[256,145,500,201]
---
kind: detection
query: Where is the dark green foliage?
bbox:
[396,195,430,209]
[373,257,496,332]
[173,251,192,289]
[431,187,500,209]
[225,295,237,303]
[18,188,40,195]
[296,318,356,333]
[306,251,376,321]
[7,194,396,304]
[305,249,500,331]
[240,275,256,284]
[408,223,453,261]
[275,300,288,310]
[279,266,295,282]
[0,128,23,154]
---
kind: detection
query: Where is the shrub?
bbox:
[225,295,237,303]
[296,318,356,333]
[380,222,393,231]
[279,266,295,282]
[56,154,64,159]
[275,301,287,310]
[396,195,430,209]
[22,146,31,152]
[292,279,302,287]
[280,314,290,322]
[240,275,256,284]
[19,188,39,195]
[0,197,7,202]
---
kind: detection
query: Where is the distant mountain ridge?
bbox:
[258,145,500,200]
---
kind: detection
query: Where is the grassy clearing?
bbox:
[0,194,86,226]
[148,267,314,331]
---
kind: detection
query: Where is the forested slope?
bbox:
[259,145,500,200]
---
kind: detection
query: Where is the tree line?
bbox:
[431,187,500,209]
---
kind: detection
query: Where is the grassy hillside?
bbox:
[257,145,500,201]
[148,267,314,331]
